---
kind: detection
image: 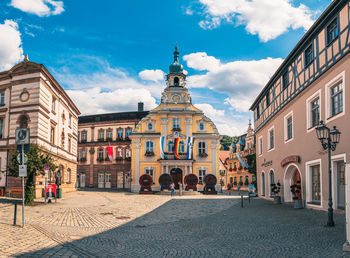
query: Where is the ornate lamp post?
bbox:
[315,120,341,227]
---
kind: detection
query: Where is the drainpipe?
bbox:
[343,163,350,251]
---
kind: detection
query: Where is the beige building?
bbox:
[77,105,148,190]
[0,56,80,197]
[250,0,350,211]
[130,47,221,193]
[226,122,255,191]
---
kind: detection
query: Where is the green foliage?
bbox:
[246,153,257,189]
[244,177,249,185]
[8,145,57,205]
[220,135,233,150]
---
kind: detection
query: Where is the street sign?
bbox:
[15,128,30,145]
[17,154,28,164]
[17,144,30,153]
[44,165,50,171]
[19,165,27,177]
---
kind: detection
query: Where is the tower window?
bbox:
[174,77,179,86]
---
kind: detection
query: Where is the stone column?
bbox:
[161,118,168,136]
[211,140,218,175]
[185,165,188,176]
[166,165,169,174]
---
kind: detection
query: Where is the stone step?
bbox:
[156,190,201,195]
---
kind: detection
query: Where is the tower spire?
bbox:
[174,46,179,63]
[169,46,183,74]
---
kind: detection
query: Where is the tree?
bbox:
[246,153,257,189]
[8,145,57,205]
[220,135,233,150]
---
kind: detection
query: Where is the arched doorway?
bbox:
[284,164,302,202]
[170,168,182,189]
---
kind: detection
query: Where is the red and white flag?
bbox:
[107,147,113,160]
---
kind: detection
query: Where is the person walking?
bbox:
[170,183,175,197]
[227,183,232,195]
[237,183,241,193]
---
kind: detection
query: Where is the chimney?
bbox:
[138,102,144,112]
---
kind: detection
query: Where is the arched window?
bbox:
[269,170,275,197]
[230,177,233,183]
[179,140,185,153]
[261,172,266,196]
[174,77,179,86]
[168,141,174,152]
[19,115,28,128]
[146,141,154,152]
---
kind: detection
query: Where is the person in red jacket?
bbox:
[227,183,232,195]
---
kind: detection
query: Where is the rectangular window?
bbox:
[68,137,71,152]
[327,17,338,45]
[311,165,321,204]
[146,141,154,152]
[98,149,104,159]
[69,114,72,128]
[268,129,274,150]
[172,118,180,129]
[282,71,289,90]
[50,126,55,144]
[198,141,206,155]
[52,97,56,113]
[81,149,87,159]
[117,129,123,139]
[198,169,206,185]
[311,97,320,127]
[287,117,293,140]
[304,44,313,67]
[256,105,260,119]
[0,92,5,105]
[81,131,87,142]
[145,168,155,184]
[106,130,112,140]
[259,137,262,155]
[126,129,132,137]
[266,92,270,107]
[0,118,3,139]
[331,82,343,116]
[98,130,104,141]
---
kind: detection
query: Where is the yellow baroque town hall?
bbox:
[130,47,221,193]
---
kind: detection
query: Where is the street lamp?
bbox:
[315,120,341,227]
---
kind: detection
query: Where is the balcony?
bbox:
[162,153,190,160]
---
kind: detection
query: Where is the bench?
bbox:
[9,188,24,198]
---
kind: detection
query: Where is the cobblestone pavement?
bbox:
[0,191,349,257]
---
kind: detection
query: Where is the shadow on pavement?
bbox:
[16,198,349,257]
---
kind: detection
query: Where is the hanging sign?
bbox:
[281,155,300,167]
[19,165,27,177]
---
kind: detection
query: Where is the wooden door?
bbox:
[293,170,302,199]
[105,173,111,188]
[80,174,85,187]
[98,173,104,188]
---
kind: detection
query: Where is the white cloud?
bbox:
[196,0,316,41]
[139,69,165,82]
[184,52,283,112]
[67,87,157,115]
[10,0,64,17]
[194,103,249,136]
[0,20,23,71]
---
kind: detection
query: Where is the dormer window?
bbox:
[146,120,155,132]
[148,123,153,130]
[199,123,204,131]
[174,77,179,86]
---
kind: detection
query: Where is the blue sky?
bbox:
[0,0,331,135]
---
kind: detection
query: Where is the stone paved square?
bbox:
[0,191,349,257]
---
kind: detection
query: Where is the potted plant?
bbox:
[97,156,104,162]
[116,157,123,161]
[271,181,281,204]
[290,181,303,209]
[199,153,208,158]
[239,181,243,186]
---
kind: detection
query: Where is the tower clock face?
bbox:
[171,94,181,103]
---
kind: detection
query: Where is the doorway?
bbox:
[80,173,86,188]
[170,168,183,189]
[336,161,345,209]
[105,173,111,188]
[284,164,302,202]
[98,173,104,188]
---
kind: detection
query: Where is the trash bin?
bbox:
[56,188,62,198]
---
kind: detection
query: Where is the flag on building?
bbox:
[237,153,249,168]
[107,146,113,161]
[160,136,167,159]
[186,137,194,159]
[174,138,180,160]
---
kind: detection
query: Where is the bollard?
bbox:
[13,202,17,226]
[248,192,251,203]
[241,195,243,208]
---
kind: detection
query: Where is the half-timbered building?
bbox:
[250,0,350,211]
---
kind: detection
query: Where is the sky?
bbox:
[0,0,332,136]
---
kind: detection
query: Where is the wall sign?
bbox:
[281,155,300,167]
[261,160,273,167]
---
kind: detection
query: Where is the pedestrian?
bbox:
[227,183,232,195]
[237,183,241,193]
[170,183,175,197]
